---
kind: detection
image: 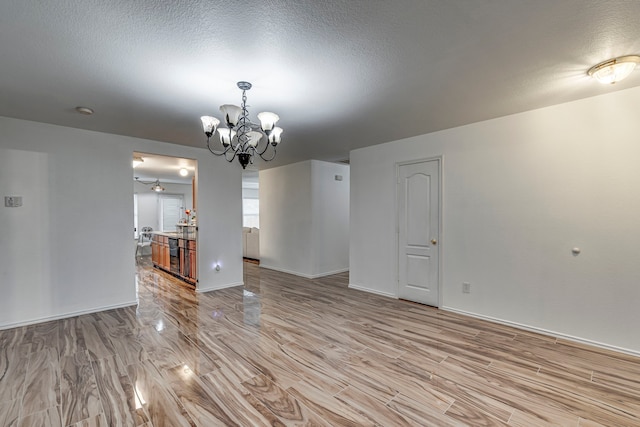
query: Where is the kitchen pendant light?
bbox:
[135,177,165,192]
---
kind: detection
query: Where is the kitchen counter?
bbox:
[151,231,196,241]
[151,232,197,285]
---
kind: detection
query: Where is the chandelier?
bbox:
[200,81,283,169]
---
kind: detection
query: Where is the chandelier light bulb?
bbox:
[268,127,283,145]
[257,112,279,132]
[219,104,243,127]
[218,128,236,147]
[200,116,220,136]
[247,131,263,147]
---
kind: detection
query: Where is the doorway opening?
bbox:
[242,170,260,263]
[133,152,198,288]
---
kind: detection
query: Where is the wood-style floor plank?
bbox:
[334,385,415,426]
[67,412,109,427]
[59,351,102,426]
[0,398,21,427]
[17,406,63,427]
[0,344,29,405]
[286,380,375,427]
[386,392,460,427]
[25,321,60,354]
[0,258,639,426]
[22,347,60,418]
[242,373,332,426]
[126,359,195,427]
[163,364,241,426]
[199,367,281,427]
[91,354,149,426]
[57,317,87,358]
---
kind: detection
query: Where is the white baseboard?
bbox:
[442,306,640,358]
[197,281,244,293]
[311,268,349,278]
[260,264,348,279]
[348,283,398,299]
[0,300,138,331]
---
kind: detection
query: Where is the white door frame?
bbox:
[395,156,443,307]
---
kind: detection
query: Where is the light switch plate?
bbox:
[5,196,23,207]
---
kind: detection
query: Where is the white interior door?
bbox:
[397,159,440,306]
[159,195,184,232]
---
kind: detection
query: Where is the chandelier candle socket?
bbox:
[200,81,283,169]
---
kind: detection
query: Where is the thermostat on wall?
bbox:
[4,196,23,207]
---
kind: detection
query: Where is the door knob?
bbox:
[431,239,437,245]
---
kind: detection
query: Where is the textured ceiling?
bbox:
[2,1,640,169]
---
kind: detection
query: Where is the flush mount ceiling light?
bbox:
[200,81,283,169]
[132,156,144,168]
[75,106,94,115]
[588,55,640,84]
[135,177,165,192]
[179,168,188,177]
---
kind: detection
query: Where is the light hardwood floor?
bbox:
[1,259,639,426]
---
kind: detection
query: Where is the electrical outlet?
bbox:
[462,282,471,293]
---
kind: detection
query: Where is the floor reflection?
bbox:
[1,256,636,426]
[242,289,261,327]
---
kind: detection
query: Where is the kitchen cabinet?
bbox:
[151,232,196,286]
[179,239,197,282]
[151,235,169,270]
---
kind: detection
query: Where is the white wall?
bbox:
[0,120,137,326]
[136,191,157,235]
[260,161,314,275]
[260,160,349,278]
[0,116,243,328]
[350,86,640,355]
[0,149,53,325]
[127,133,243,294]
[311,160,350,275]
